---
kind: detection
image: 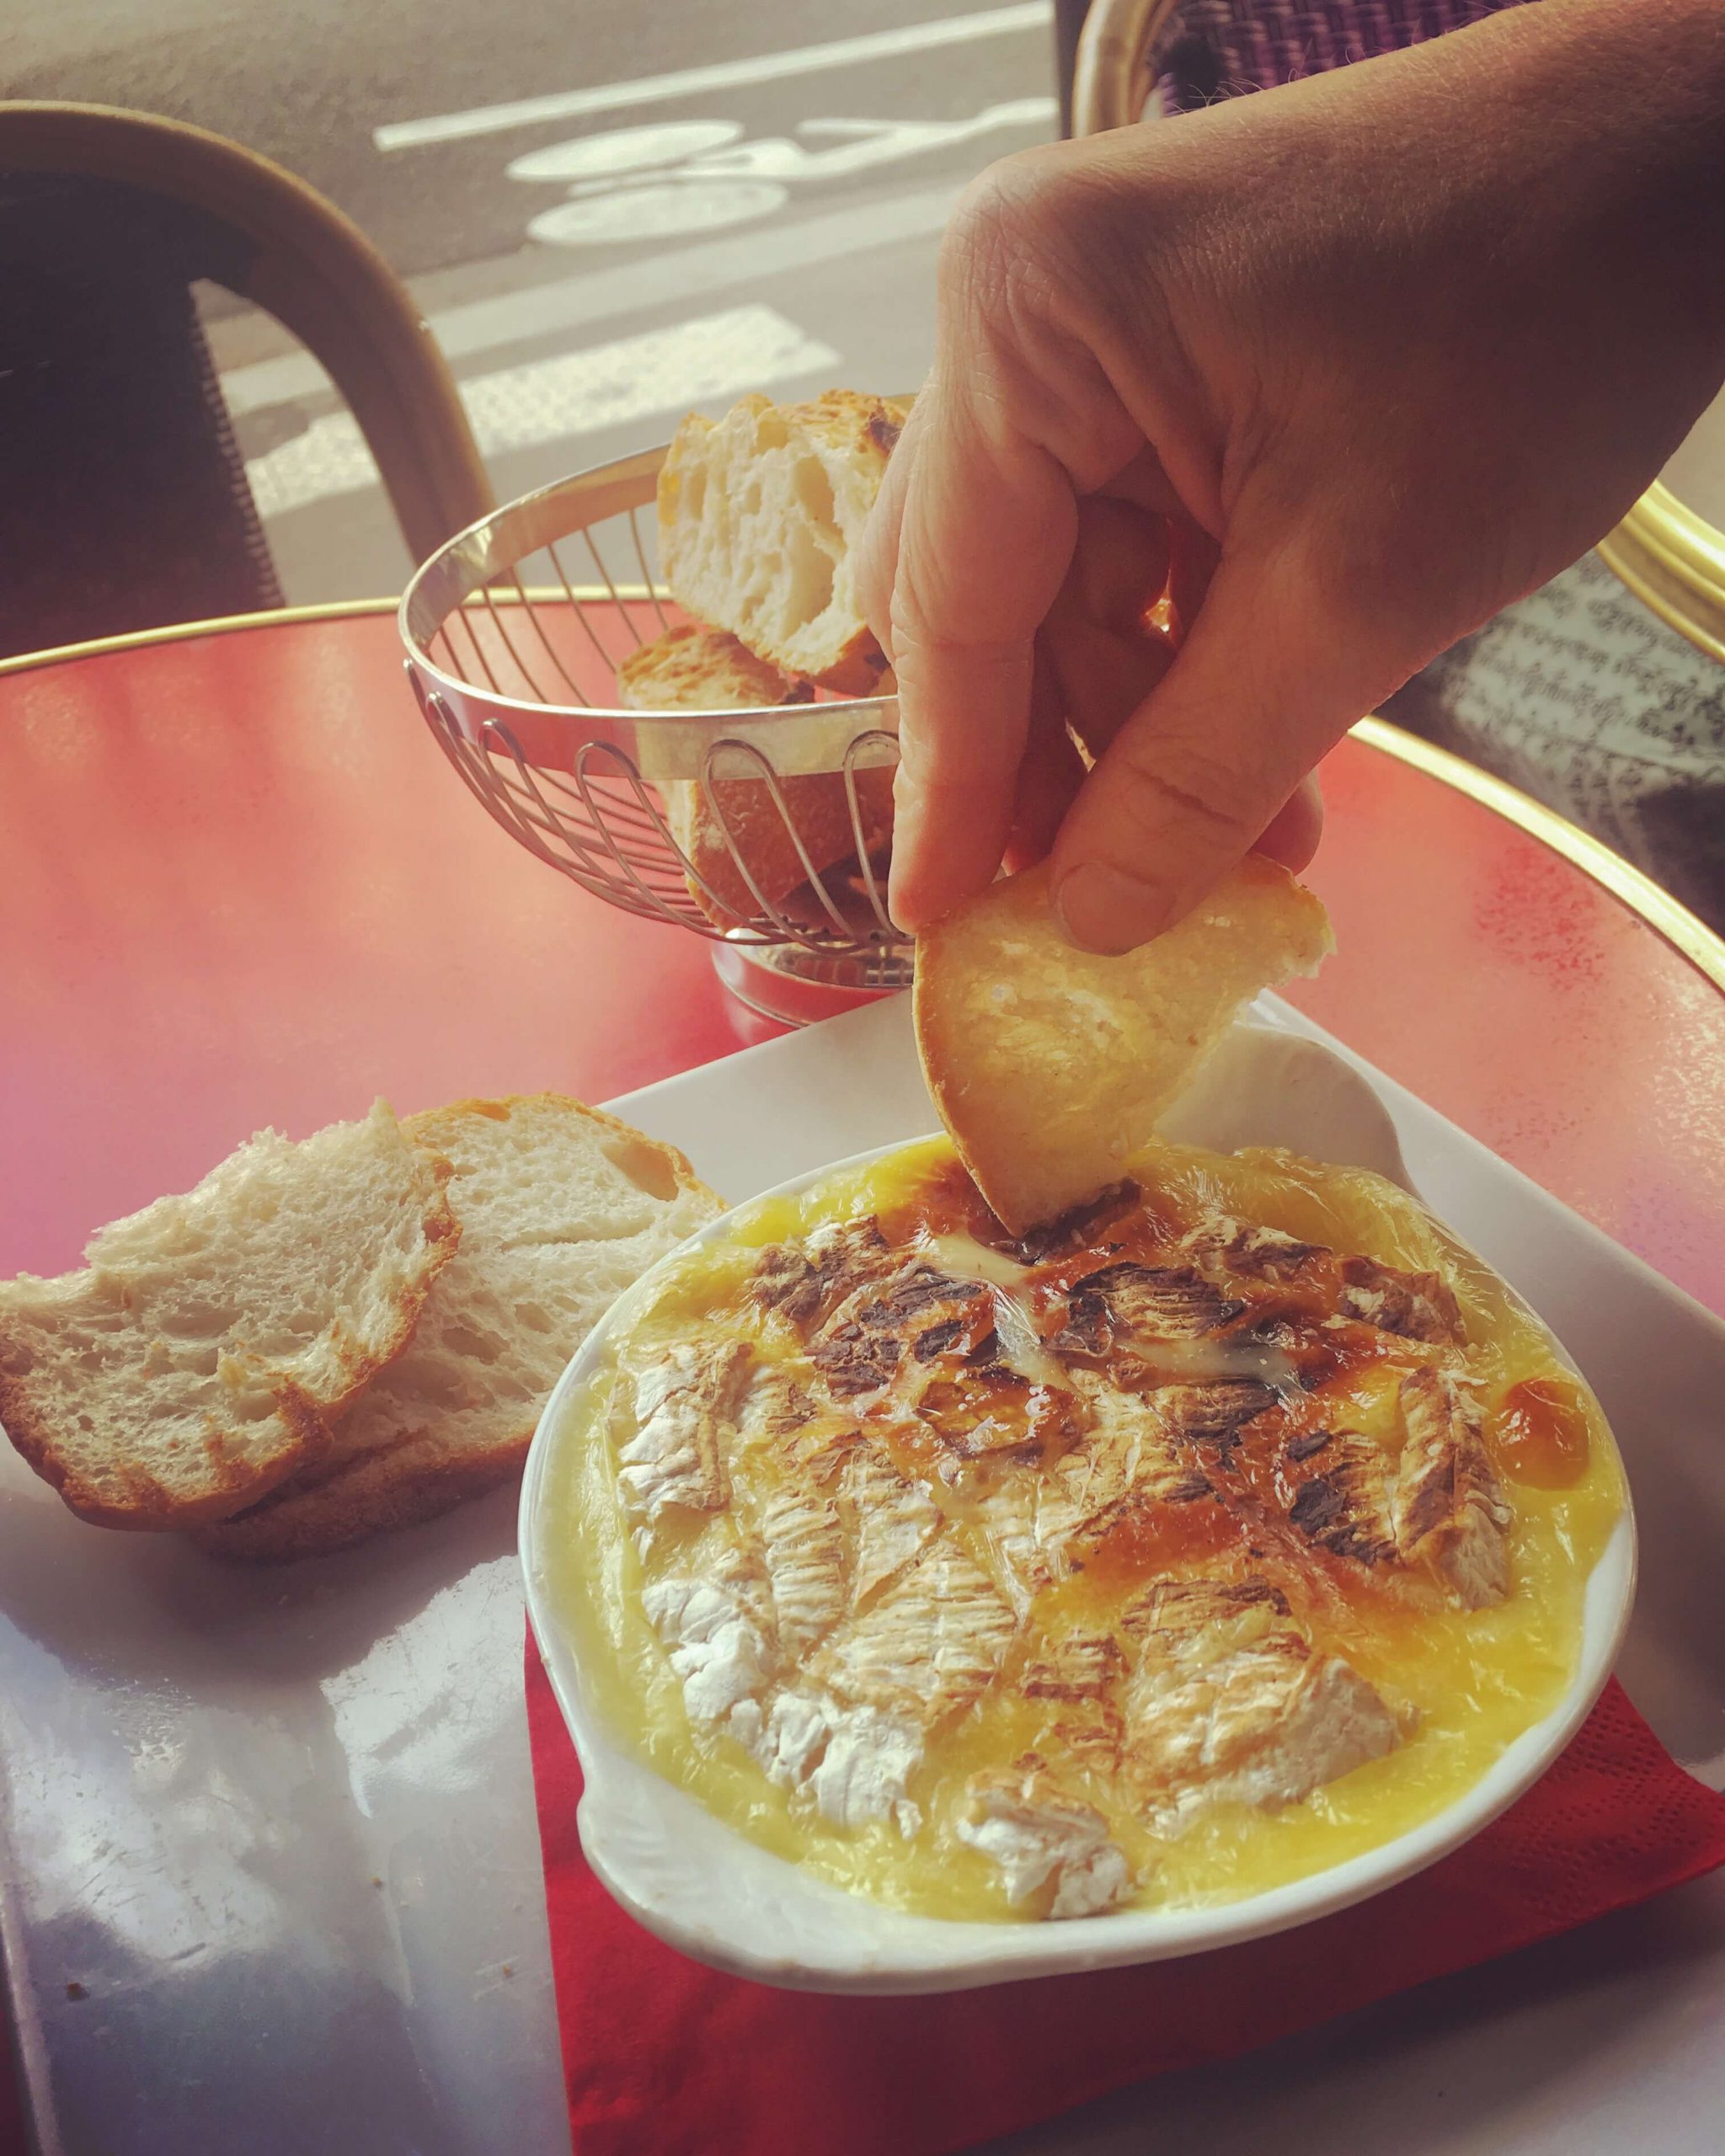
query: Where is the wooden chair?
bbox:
[0,103,493,655]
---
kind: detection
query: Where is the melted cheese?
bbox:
[541,1135,1626,1924]
[921,1230,1065,1387]
[923,1230,1033,1291]
[1124,1329,1301,1396]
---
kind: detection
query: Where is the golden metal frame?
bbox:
[1351,718,1725,994]
[3,603,1722,995]
[1596,482,1725,668]
[1072,0,1178,134]
[0,590,627,680]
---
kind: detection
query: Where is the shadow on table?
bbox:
[0,1456,520,1692]
[990,1882,1725,2155]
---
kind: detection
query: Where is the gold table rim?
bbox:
[0,590,611,679]
[3,600,1722,997]
[1597,480,1725,669]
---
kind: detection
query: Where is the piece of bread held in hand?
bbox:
[0,1102,457,1528]
[618,622,895,925]
[197,1094,724,1562]
[657,390,910,693]
[914,858,1335,1235]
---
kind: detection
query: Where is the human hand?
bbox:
[857,0,1725,951]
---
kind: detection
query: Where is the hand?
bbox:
[857,0,1725,951]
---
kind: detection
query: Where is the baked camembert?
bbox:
[545,1136,1624,1923]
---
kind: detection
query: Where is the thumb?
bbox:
[853,392,917,660]
[1045,548,1390,953]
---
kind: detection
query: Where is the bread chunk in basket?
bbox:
[618,622,895,926]
[657,389,910,694]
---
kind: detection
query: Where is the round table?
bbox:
[3,606,1725,2153]
[3,606,1723,1301]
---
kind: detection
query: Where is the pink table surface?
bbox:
[3,606,1724,2151]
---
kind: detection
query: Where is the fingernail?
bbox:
[1051,862,1171,955]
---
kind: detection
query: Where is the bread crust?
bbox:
[617,619,811,712]
[188,1432,521,1561]
[403,1086,715,1225]
[404,1094,718,1213]
[618,622,895,924]
[194,1097,722,1561]
[914,858,1334,1235]
[0,1331,331,1531]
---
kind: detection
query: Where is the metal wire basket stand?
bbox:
[398,445,910,1024]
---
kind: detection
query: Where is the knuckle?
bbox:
[942,153,1043,276]
[936,145,1172,482]
[1107,734,1262,849]
[939,144,1093,324]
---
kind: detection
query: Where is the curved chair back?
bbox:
[0,102,492,571]
[1075,0,1525,136]
[1074,0,1178,135]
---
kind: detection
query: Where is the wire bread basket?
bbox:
[398,444,908,1025]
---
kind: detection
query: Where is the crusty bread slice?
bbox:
[657,390,910,692]
[914,859,1335,1235]
[619,618,814,712]
[0,1102,457,1528]
[196,1095,724,1562]
[618,622,895,925]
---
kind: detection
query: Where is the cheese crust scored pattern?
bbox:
[585,1139,1622,1924]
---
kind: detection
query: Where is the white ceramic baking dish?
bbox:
[520,1022,1636,1994]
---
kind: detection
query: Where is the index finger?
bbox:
[864,371,1079,931]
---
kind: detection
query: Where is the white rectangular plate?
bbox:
[3,995,1722,2154]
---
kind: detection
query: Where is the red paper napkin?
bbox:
[526,1642,1725,2156]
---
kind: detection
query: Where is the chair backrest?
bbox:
[1074,0,1178,135]
[0,102,493,632]
[2,168,286,648]
[1075,0,1527,134]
